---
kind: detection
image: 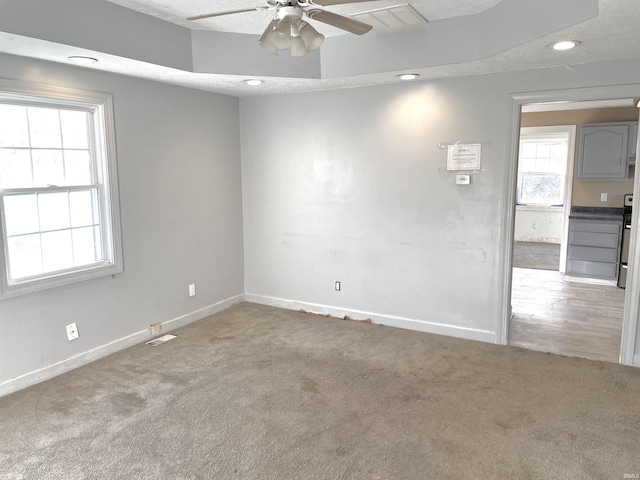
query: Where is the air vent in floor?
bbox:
[146,334,177,346]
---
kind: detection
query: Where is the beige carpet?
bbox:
[1,303,639,479]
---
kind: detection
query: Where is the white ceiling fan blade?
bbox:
[311,0,381,6]
[187,7,268,21]
[306,9,373,35]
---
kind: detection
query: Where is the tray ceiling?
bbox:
[1,0,639,97]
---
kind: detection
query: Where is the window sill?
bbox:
[0,262,123,299]
[516,205,563,213]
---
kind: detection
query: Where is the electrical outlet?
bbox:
[601,193,608,202]
[66,323,79,341]
[335,281,341,291]
[189,284,196,297]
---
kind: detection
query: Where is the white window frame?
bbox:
[516,129,570,207]
[0,79,123,299]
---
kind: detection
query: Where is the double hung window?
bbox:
[517,129,570,206]
[0,80,122,298]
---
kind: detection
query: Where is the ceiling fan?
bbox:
[187,0,379,57]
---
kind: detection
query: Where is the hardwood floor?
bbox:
[509,267,625,363]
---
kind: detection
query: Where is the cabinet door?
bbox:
[576,124,629,180]
[630,122,638,159]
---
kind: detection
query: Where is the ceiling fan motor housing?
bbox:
[189,0,374,56]
[276,6,304,23]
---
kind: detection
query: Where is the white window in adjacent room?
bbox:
[0,80,123,298]
[517,129,570,206]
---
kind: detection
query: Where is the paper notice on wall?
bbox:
[447,144,481,171]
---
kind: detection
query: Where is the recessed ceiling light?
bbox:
[244,79,264,86]
[397,73,420,81]
[68,56,98,65]
[550,40,581,51]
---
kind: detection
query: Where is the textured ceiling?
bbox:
[104,0,503,36]
[1,0,639,98]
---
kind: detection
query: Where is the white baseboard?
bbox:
[564,275,617,287]
[0,293,244,398]
[245,293,497,344]
[634,354,640,368]
[514,237,561,244]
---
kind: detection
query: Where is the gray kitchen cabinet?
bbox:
[576,123,629,180]
[566,218,622,280]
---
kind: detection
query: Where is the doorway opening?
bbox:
[502,91,640,365]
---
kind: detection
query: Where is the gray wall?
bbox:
[2,52,639,388]
[0,54,244,385]
[240,59,640,345]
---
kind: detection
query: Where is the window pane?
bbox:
[32,149,64,186]
[535,157,550,172]
[73,227,100,266]
[520,174,562,205]
[519,157,536,171]
[550,142,567,156]
[41,230,73,273]
[0,104,30,148]
[3,194,40,236]
[64,150,92,185]
[0,149,33,188]
[7,234,43,280]
[38,192,70,231]
[521,143,537,159]
[549,156,564,173]
[536,143,551,159]
[28,107,62,148]
[550,143,567,169]
[70,190,97,227]
[60,110,90,149]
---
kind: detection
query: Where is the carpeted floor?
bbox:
[1,303,639,479]
[513,241,561,271]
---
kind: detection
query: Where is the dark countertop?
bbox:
[569,206,623,221]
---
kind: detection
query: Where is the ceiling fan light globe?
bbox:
[259,18,280,54]
[300,23,325,52]
[268,20,292,50]
[264,29,290,50]
[259,39,280,55]
[290,36,309,57]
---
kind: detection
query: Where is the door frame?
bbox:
[515,125,576,273]
[498,84,640,366]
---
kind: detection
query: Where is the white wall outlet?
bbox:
[66,323,79,341]
[456,174,471,185]
[601,192,608,202]
[335,281,341,291]
[189,284,196,297]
